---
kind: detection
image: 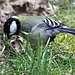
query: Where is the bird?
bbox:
[4,16,75,52]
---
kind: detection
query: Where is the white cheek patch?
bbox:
[9,21,17,35]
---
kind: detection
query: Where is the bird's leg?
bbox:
[53,40,65,53]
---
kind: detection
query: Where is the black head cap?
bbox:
[4,17,20,38]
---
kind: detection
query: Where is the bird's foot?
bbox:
[58,47,69,53]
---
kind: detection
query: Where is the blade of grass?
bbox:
[38,33,41,60]
[25,32,30,50]
[42,37,50,59]
[3,38,17,55]
[53,59,61,74]
[49,0,55,11]
[20,43,32,61]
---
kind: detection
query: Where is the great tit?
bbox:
[4,16,75,51]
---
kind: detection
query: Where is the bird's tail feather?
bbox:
[57,28,75,36]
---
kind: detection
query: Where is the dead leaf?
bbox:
[0,3,15,23]
[9,35,23,53]
[11,2,31,14]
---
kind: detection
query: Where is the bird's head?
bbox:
[4,17,20,38]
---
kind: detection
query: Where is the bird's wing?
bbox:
[43,18,68,28]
